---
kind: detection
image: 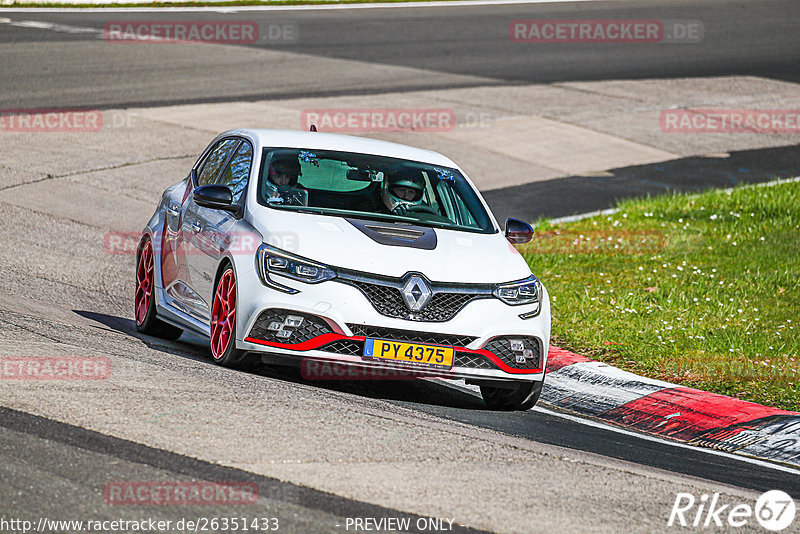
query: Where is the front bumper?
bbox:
[235,266,550,383]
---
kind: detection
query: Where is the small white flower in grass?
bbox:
[712,269,716,272]
[760,237,765,241]
[693,298,699,302]
[738,309,743,313]
[729,348,735,352]
[710,214,718,220]
[705,298,711,301]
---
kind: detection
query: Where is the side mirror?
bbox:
[505,218,534,244]
[194,184,235,212]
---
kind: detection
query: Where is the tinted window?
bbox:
[217,141,252,204]
[197,139,239,186]
[257,148,495,234]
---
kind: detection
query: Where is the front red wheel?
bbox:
[211,269,236,359]
[209,266,251,368]
[135,237,182,340]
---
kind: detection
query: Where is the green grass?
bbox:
[521,179,800,412]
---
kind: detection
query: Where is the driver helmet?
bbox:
[381,170,426,212]
[267,157,302,187]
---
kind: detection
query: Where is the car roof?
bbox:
[225,129,458,168]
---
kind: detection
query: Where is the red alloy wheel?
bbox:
[210,269,236,359]
[135,240,154,326]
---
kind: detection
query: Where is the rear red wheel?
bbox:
[135,237,182,340]
[209,265,251,368]
[135,240,154,326]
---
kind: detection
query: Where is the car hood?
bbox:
[252,210,532,284]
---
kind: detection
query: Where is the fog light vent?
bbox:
[248,309,331,344]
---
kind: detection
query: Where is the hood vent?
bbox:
[346,218,437,250]
[364,224,425,241]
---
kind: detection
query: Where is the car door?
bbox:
[184,138,253,324]
[180,138,241,322]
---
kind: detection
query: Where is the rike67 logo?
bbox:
[668,490,796,531]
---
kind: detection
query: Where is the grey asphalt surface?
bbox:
[0,0,799,109]
[1,0,799,532]
[0,407,488,534]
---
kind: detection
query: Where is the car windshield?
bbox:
[257,148,496,234]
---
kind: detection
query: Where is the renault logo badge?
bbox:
[401,275,432,312]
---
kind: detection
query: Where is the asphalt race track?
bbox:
[1,0,800,108]
[1,1,799,532]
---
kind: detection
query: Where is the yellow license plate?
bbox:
[363,339,454,369]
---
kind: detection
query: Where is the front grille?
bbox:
[454,351,495,370]
[345,280,487,322]
[248,309,332,344]
[320,339,364,356]
[348,324,477,348]
[483,336,541,370]
[350,280,408,318]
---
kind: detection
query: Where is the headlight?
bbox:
[493,275,542,313]
[256,244,336,293]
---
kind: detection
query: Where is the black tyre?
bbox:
[480,379,543,411]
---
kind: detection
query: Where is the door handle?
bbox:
[191,221,202,232]
[166,203,180,217]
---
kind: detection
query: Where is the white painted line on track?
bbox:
[430,377,800,476]
[0,17,101,34]
[0,0,622,13]
[533,405,800,477]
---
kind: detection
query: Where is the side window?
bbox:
[197,139,239,186]
[217,141,253,204]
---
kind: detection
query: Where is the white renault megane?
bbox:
[135,129,551,410]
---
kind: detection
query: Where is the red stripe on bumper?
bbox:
[244,333,543,374]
